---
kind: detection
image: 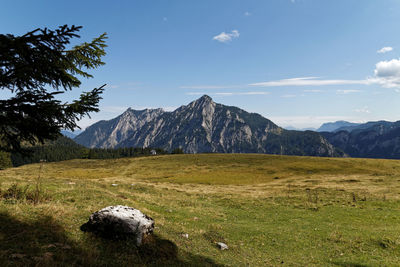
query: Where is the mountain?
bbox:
[284,126,317,131]
[333,120,391,133]
[75,95,344,157]
[317,121,360,132]
[61,130,82,139]
[75,108,164,148]
[320,120,400,159]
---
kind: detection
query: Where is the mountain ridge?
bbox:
[321,120,400,159]
[75,95,344,157]
[317,121,361,132]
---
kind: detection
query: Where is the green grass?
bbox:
[1,154,400,266]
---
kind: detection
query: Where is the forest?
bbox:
[0,136,173,168]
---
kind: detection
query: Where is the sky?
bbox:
[2,0,400,129]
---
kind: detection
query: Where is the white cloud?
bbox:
[244,11,251,16]
[336,89,362,94]
[213,30,240,43]
[186,92,269,96]
[371,58,400,88]
[102,106,129,113]
[184,58,400,92]
[249,77,369,87]
[180,85,239,89]
[374,58,400,77]
[354,106,370,114]
[377,46,393,54]
[163,17,168,22]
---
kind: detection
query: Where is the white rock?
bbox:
[111,184,118,186]
[80,205,155,246]
[181,233,189,239]
[217,242,228,250]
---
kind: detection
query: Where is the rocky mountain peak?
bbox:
[189,95,214,108]
[198,94,213,102]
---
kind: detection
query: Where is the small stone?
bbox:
[67,182,76,185]
[193,217,199,221]
[181,233,189,239]
[111,184,118,186]
[217,242,228,250]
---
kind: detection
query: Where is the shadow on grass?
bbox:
[0,212,223,266]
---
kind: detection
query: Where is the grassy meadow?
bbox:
[1,154,400,266]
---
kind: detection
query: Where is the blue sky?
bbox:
[2,0,400,129]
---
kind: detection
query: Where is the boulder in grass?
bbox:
[217,242,228,250]
[80,205,154,246]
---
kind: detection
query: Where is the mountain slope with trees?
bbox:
[321,121,400,159]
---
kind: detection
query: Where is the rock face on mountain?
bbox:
[320,121,400,159]
[75,95,344,157]
[75,108,164,148]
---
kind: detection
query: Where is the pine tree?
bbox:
[0,25,107,151]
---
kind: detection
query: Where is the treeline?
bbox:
[5,136,177,168]
[81,147,167,160]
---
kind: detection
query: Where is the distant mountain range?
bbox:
[283,126,317,131]
[61,130,82,139]
[73,97,400,159]
[75,95,343,157]
[320,120,400,159]
[317,121,361,132]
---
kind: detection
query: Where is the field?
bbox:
[1,154,400,266]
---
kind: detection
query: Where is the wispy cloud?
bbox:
[250,77,369,87]
[213,30,240,43]
[354,106,370,114]
[180,85,240,89]
[183,58,400,92]
[377,46,393,54]
[186,92,269,96]
[244,11,251,16]
[336,89,362,94]
[102,106,129,113]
